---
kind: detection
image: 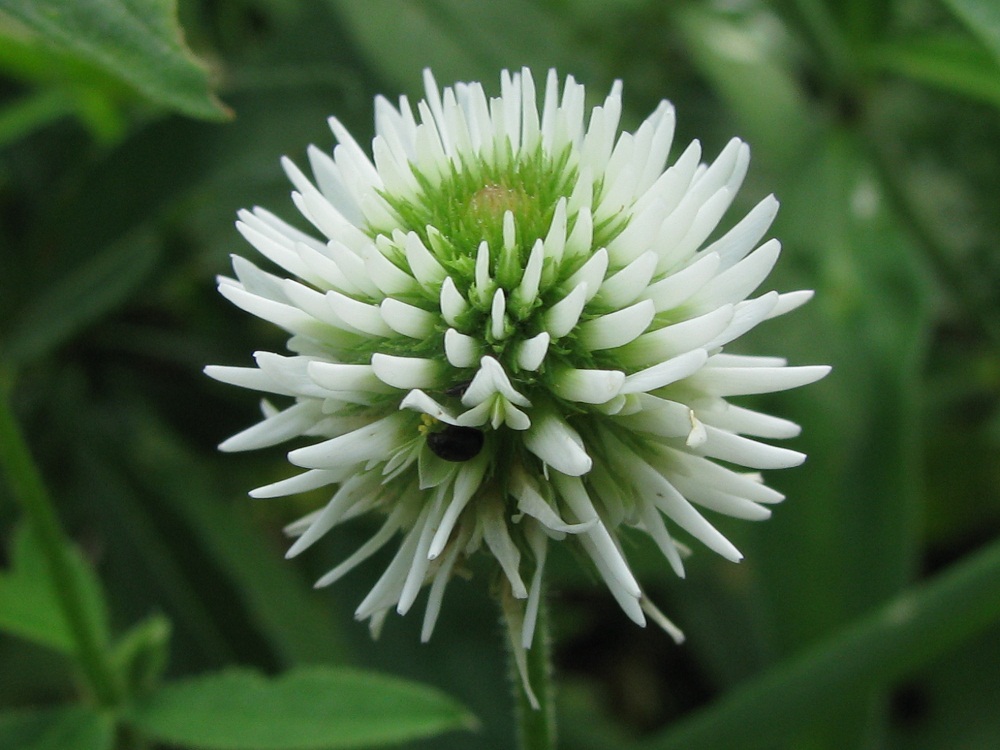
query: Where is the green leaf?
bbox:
[673,4,813,164]
[940,0,1000,65]
[0,525,110,655]
[0,706,113,750]
[870,35,1000,110]
[112,613,172,697]
[326,0,588,93]
[127,667,478,749]
[0,0,229,120]
[639,536,1000,750]
[1,229,161,369]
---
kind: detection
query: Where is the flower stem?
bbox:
[503,588,557,750]
[0,387,122,707]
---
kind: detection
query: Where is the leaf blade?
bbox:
[127,666,478,749]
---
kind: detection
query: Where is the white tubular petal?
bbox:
[218,284,329,340]
[380,298,436,338]
[314,510,403,588]
[553,474,642,598]
[543,282,588,338]
[444,328,480,367]
[420,538,463,642]
[371,353,449,390]
[621,349,708,394]
[473,240,493,299]
[250,468,350,498]
[491,289,508,340]
[462,356,531,407]
[219,400,322,452]
[398,500,444,614]
[697,426,806,470]
[700,403,801,439]
[614,395,690,438]
[702,193,779,269]
[690,239,781,310]
[647,474,743,562]
[637,493,686,577]
[286,472,384,557]
[511,471,596,534]
[440,276,469,326]
[564,206,593,259]
[551,367,625,404]
[692,364,831,396]
[594,252,658,308]
[307,361,395,394]
[365,241,418,296]
[326,291,393,337]
[399,389,460,425]
[579,533,646,626]
[354,520,424,619]
[482,496,528,598]
[564,248,608,302]
[578,299,655,350]
[236,220,317,285]
[255,352,346,400]
[644,251,721,312]
[641,598,685,644]
[522,525,548,648]
[617,306,733,368]
[204,365,288,396]
[428,458,488,558]
[325,240,381,298]
[767,289,814,319]
[405,232,447,288]
[670,450,786,504]
[512,240,544,308]
[288,413,406,469]
[542,198,568,266]
[704,293,779,350]
[524,412,592,476]
[516,332,550,371]
[668,473,772,521]
[656,187,736,272]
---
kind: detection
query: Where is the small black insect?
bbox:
[427,425,484,462]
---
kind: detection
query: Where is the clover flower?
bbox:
[206,69,828,700]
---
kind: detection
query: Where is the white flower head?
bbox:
[207,69,829,703]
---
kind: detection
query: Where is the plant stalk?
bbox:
[0,389,122,707]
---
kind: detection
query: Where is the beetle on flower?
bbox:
[206,68,829,704]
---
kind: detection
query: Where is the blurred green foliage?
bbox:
[1,0,999,748]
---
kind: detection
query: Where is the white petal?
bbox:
[550,367,625,404]
[697,426,806,470]
[462,356,531,407]
[564,248,608,303]
[616,306,733,368]
[249,468,349,498]
[644,251,721,313]
[440,276,469,326]
[594,252,658,308]
[767,290,814,319]
[524,412,592,476]
[621,348,708,394]
[543,282,588,338]
[692,364,831,396]
[380,298,436,338]
[219,400,323,452]
[371,354,449,390]
[326,291,393,337]
[516,332,550,371]
[288,413,407,469]
[578,299,655,350]
[307,361,395,394]
[444,328,480,367]
[405,232,447,289]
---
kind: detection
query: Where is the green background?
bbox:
[1,0,999,748]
